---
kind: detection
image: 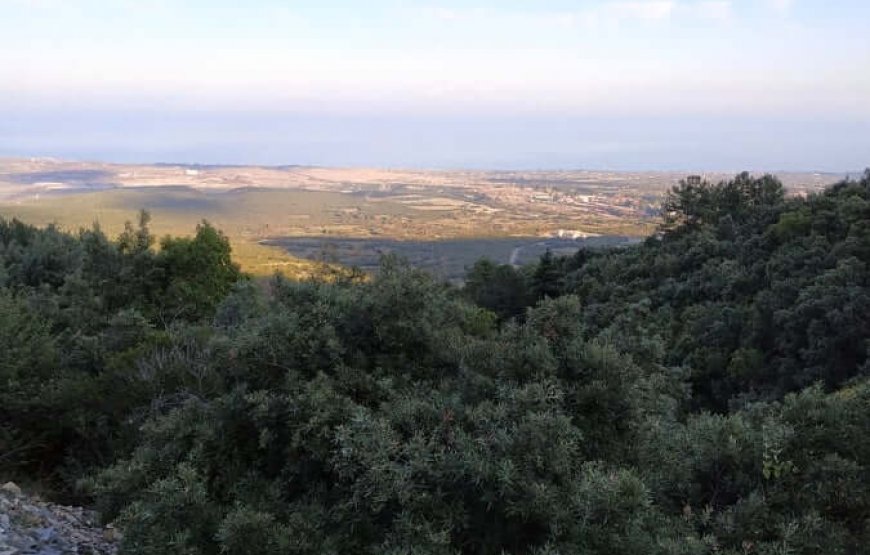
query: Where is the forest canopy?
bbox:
[2,171,870,554]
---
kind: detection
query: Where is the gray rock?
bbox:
[0,484,21,497]
[0,486,118,554]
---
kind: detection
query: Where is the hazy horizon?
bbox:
[2,0,869,171]
[2,110,866,173]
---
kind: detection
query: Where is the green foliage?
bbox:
[0,291,58,472]
[531,249,563,300]
[4,171,870,553]
[157,221,242,322]
[515,171,870,409]
[464,258,532,321]
[0,212,244,493]
[89,271,692,553]
[660,172,784,233]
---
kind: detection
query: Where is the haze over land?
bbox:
[3,113,868,172]
[2,0,868,170]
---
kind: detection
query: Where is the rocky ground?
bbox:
[0,482,118,554]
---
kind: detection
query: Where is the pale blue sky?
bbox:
[1,0,868,170]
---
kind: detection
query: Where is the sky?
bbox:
[1,0,868,170]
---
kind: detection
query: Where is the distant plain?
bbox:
[0,158,843,277]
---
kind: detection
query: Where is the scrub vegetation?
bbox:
[1,171,869,554]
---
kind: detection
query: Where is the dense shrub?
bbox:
[2,171,870,553]
[515,170,870,410]
[0,213,242,494]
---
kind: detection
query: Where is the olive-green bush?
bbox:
[2,172,869,553]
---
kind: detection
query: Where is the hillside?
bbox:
[1,171,868,554]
